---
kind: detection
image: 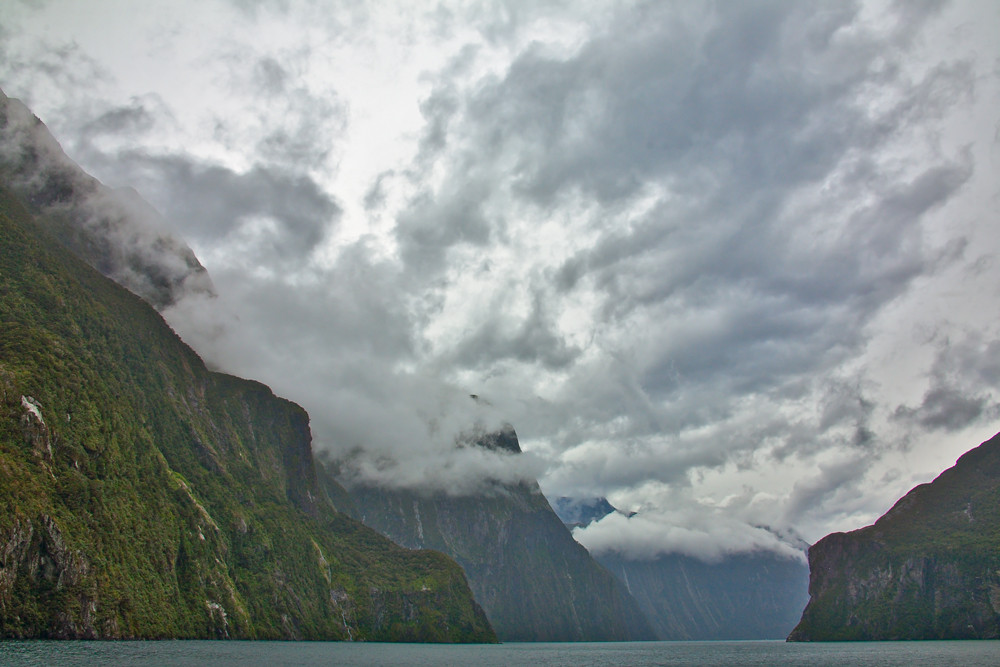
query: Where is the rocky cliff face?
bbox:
[789,432,1000,641]
[0,183,495,642]
[597,551,809,640]
[335,429,656,642]
[551,497,622,530]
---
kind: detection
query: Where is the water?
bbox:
[1,640,999,666]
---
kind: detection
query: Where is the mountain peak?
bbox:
[0,87,213,309]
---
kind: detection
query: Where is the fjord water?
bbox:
[2,640,999,666]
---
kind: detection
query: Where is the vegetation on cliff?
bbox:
[789,432,1000,641]
[0,184,495,642]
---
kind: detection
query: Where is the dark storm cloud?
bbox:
[905,386,988,431]
[454,1,898,206]
[399,0,977,465]
[545,372,881,499]
[152,157,338,251]
[611,153,973,403]
[46,48,345,265]
[395,176,495,274]
[80,151,340,265]
[416,82,461,160]
[373,0,993,534]
[201,242,415,361]
[243,52,344,171]
[249,94,342,173]
[783,456,873,527]
[363,170,393,211]
[445,287,581,370]
[894,333,1000,432]
[254,56,288,94]
[80,100,158,137]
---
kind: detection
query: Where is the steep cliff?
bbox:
[597,552,809,640]
[334,429,656,641]
[0,183,495,641]
[552,497,809,639]
[789,432,1000,641]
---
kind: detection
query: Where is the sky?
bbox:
[2,0,999,561]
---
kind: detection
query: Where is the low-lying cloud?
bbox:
[573,509,806,564]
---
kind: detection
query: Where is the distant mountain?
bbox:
[551,497,809,639]
[333,428,657,641]
[598,551,809,640]
[0,181,494,641]
[0,88,212,309]
[789,432,1000,641]
[551,496,626,529]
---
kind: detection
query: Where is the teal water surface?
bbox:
[2,640,999,666]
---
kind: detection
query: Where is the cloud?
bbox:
[2,0,997,548]
[160,235,546,494]
[396,0,981,492]
[81,100,158,138]
[76,151,341,269]
[573,508,806,563]
[442,286,582,370]
[0,89,212,308]
[894,332,1000,432]
[217,51,347,173]
[0,35,112,120]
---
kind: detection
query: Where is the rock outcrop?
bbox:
[789,432,1000,641]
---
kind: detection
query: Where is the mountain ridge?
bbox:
[0,181,495,641]
[789,431,1000,641]
[336,428,657,642]
[0,88,212,309]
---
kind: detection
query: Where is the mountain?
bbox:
[0,182,495,641]
[552,497,809,639]
[551,496,623,529]
[333,428,656,641]
[598,551,809,640]
[789,431,1000,641]
[0,88,212,309]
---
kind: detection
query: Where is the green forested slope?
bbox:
[789,432,1000,641]
[0,184,495,641]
